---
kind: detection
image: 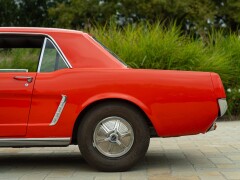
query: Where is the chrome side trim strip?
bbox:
[0,138,70,147]
[50,95,67,126]
[37,37,47,72]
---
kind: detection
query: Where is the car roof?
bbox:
[0,27,86,35]
[0,27,126,69]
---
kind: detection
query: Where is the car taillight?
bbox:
[210,73,226,99]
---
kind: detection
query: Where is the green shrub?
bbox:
[227,88,240,118]
[89,22,240,118]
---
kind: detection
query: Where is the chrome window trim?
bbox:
[47,37,72,69]
[40,38,70,72]
[37,37,47,72]
[0,32,73,72]
[0,69,28,72]
[89,35,128,68]
[0,137,71,147]
[50,95,67,126]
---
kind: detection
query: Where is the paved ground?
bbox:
[0,121,240,180]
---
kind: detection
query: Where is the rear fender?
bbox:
[78,93,152,121]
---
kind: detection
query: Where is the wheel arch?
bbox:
[71,97,157,144]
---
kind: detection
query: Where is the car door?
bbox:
[0,34,44,137]
[27,37,72,137]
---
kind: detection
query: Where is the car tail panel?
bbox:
[210,73,226,99]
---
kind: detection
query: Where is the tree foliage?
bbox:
[47,0,240,33]
[1,0,240,34]
[0,0,18,26]
[0,0,65,27]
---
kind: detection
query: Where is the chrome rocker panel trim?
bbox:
[0,138,71,147]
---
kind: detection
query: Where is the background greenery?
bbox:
[0,0,239,117]
[90,22,239,118]
[1,0,240,36]
[0,48,40,72]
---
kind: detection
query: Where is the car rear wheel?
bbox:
[77,102,150,171]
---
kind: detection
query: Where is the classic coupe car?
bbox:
[0,27,227,171]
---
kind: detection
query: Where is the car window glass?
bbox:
[40,39,68,72]
[0,35,44,72]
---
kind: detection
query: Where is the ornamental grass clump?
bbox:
[89,22,239,118]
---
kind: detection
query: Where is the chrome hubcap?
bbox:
[93,116,134,158]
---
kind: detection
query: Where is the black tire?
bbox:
[77,102,150,172]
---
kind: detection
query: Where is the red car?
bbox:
[0,28,227,171]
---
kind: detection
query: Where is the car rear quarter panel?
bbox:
[27,68,218,138]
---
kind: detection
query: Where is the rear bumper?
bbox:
[218,98,228,117]
[208,98,228,132]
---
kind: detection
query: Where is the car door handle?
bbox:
[14,76,33,83]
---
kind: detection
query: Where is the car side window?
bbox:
[0,35,44,72]
[40,39,68,72]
